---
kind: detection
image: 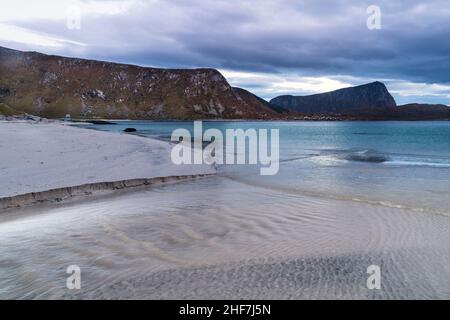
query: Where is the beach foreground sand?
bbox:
[0,176,449,299]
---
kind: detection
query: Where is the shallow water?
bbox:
[82,121,450,214]
[1,121,450,299]
[1,177,450,299]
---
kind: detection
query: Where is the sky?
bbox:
[1,0,450,105]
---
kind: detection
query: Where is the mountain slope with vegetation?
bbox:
[0,46,275,120]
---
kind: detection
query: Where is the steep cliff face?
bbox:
[0,46,274,119]
[270,82,397,115]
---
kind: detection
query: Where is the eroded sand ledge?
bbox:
[0,121,215,210]
[0,174,213,211]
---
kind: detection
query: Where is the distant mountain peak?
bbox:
[270,81,397,115]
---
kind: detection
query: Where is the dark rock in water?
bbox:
[123,128,137,133]
[270,82,397,115]
[89,120,116,125]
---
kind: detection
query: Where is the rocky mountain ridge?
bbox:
[0,46,275,119]
[1,46,449,121]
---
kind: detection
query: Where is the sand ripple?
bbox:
[1,177,449,299]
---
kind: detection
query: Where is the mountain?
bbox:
[394,103,450,120]
[2,46,449,121]
[0,103,23,116]
[270,82,397,116]
[0,46,275,119]
[270,82,450,120]
[231,87,290,114]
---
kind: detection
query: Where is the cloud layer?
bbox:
[1,0,450,104]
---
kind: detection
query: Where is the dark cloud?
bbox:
[2,0,450,102]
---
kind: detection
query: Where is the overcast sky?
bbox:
[1,0,450,104]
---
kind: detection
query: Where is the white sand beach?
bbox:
[0,122,214,201]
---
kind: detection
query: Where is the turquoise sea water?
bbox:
[83,121,450,215]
